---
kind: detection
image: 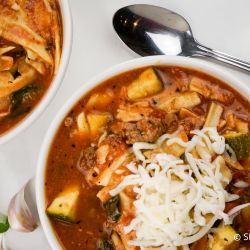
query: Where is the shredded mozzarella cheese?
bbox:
[109,127,241,249]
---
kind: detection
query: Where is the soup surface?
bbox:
[45,66,250,250]
[0,0,62,135]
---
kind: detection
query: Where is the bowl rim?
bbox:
[0,0,73,144]
[36,55,250,250]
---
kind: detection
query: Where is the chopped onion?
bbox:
[226,203,250,224]
[233,180,249,188]
[8,178,38,232]
[228,203,250,216]
[225,193,239,202]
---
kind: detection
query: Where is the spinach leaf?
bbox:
[11,84,39,110]
[98,240,114,250]
[10,107,31,119]
[11,84,40,118]
[103,195,121,223]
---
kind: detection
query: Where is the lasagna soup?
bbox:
[45,66,250,250]
[0,0,62,134]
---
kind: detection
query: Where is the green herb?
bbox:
[103,195,121,223]
[0,214,9,233]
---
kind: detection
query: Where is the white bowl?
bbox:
[36,55,250,250]
[0,0,73,144]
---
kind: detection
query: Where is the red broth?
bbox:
[45,66,250,249]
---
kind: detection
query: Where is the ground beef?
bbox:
[77,134,128,184]
[179,118,204,135]
[98,134,127,166]
[76,146,98,185]
[111,110,177,144]
[77,146,96,171]
[101,134,125,151]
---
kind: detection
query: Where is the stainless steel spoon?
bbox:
[113,4,250,72]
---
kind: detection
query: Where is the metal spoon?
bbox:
[113,4,250,72]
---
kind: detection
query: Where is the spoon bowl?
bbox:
[113,5,196,56]
[113,4,250,72]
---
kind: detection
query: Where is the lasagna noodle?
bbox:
[0,16,53,64]
[0,62,37,98]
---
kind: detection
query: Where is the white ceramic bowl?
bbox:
[36,55,250,250]
[0,0,73,144]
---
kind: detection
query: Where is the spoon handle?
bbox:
[195,43,250,72]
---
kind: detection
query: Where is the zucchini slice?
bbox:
[127,68,163,100]
[211,223,239,250]
[86,89,114,109]
[46,186,80,223]
[224,132,250,160]
[87,113,110,136]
